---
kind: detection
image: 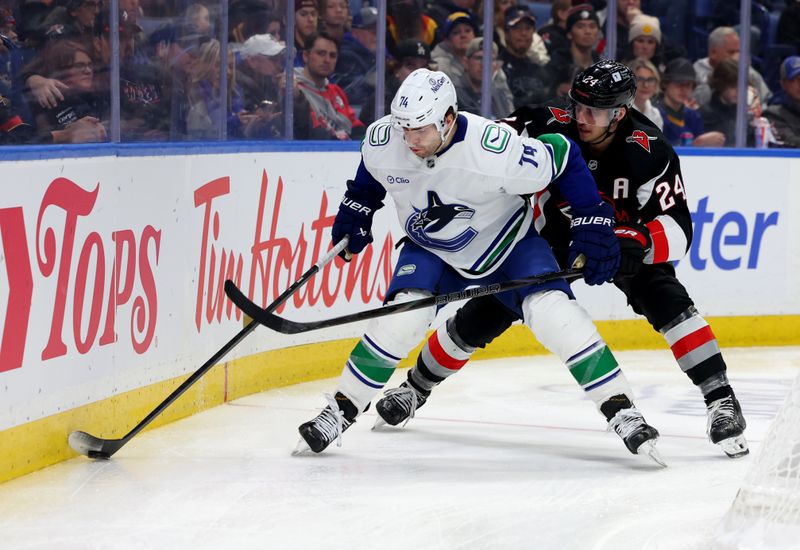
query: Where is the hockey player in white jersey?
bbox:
[296,68,662,462]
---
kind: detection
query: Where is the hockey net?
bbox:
[715,372,800,549]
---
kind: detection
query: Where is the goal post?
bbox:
[714,372,800,549]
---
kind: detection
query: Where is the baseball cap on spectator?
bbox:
[628,14,661,44]
[444,11,477,37]
[662,57,696,84]
[296,0,318,12]
[352,6,378,28]
[504,5,536,29]
[394,38,431,62]
[466,37,497,58]
[239,33,285,58]
[566,4,599,32]
[781,56,800,80]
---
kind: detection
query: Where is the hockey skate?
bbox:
[706,394,749,458]
[603,396,666,467]
[373,381,429,429]
[294,393,359,455]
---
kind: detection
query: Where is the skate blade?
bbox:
[719,435,749,458]
[637,440,668,468]
[372,416,388,430]
[291,438,313,456]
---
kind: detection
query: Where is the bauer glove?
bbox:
[331,181,383,261]
[613,223,651,282]
[568,201,620,285]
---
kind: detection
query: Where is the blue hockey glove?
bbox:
[614,223,651,282]
[331,181,382,261]
[568,202,620,285]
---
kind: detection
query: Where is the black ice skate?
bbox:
[373,381,429,429]
[706,394,749,458]
[602,395,666,467]
[294,392,359,454]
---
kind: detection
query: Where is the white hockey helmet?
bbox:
[390,68,458,142]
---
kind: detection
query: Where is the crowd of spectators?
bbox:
[0,0,798,147]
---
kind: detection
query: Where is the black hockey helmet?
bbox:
[569,60,637,109]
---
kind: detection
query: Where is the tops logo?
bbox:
[429,76,446,92]
[387,175,410,184]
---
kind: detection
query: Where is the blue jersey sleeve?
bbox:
[348,159,387,208]
[549,136,602,213]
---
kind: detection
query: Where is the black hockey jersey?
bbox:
[501,102,693,266]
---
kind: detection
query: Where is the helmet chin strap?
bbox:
[422,115,458,167]
[434,116,457,154]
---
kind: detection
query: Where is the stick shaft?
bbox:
[227,267,582,335]
[104,239,349,452]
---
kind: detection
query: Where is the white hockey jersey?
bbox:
[356,112,573,277]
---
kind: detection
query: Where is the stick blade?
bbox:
[224,280,303,334]
[68,431,114,459]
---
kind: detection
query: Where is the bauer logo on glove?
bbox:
[571,215,613,228]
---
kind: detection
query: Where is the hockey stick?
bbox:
[224,267,583,335]
[68,237,350,459]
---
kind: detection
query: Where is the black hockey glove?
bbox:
[568,202,620,286]
[331,181,383,261]
[613,223,651,282]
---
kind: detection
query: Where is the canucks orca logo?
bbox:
[405,191,478,251]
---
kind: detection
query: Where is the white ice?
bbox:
[1,347,798,550]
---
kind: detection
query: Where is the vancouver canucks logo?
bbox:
[405,191,477,252]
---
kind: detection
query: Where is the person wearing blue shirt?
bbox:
[657,58,725,147]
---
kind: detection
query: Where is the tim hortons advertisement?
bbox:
[0,151,796,429]
[0,152,396,430]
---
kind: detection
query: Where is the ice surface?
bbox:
[0,347,797,550]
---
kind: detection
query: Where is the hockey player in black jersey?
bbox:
[375,60,749,459]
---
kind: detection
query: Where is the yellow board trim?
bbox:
[2,315,798,484]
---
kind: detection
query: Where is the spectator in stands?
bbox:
[294,0,319,66]
[777,1,800,50]
[359,37,430,124]
[537,0,572,64]
[597,0,643,59]
[266,15,285,43]
[426,0,478,43]
[387,0,437,55]
[454,37,514,118]
[185,38,240,140]
[500,5,554,108]
[657,57,725,147]
[320,0,349,42]
[554,4,600,71]
[235,33,285,139]
[113,19,172,141]
[0,8,17,51]
[41,0,100,49]
[699,58,755,147]
[431,11,476,85]
[628,57,663,129]
[623,14,662,68]
[334,6,377,107]
[493,1,549,66]
[18,0,57,50]
[693,27,771,108]
[764,56,800,148]
[229,0,272,44]
[184,4,212,38]
[1,86,107,143]
[294,31,364,140]
[1,7,26,115]
[29,39,107,142]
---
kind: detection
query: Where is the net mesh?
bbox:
[715,372,800,549]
